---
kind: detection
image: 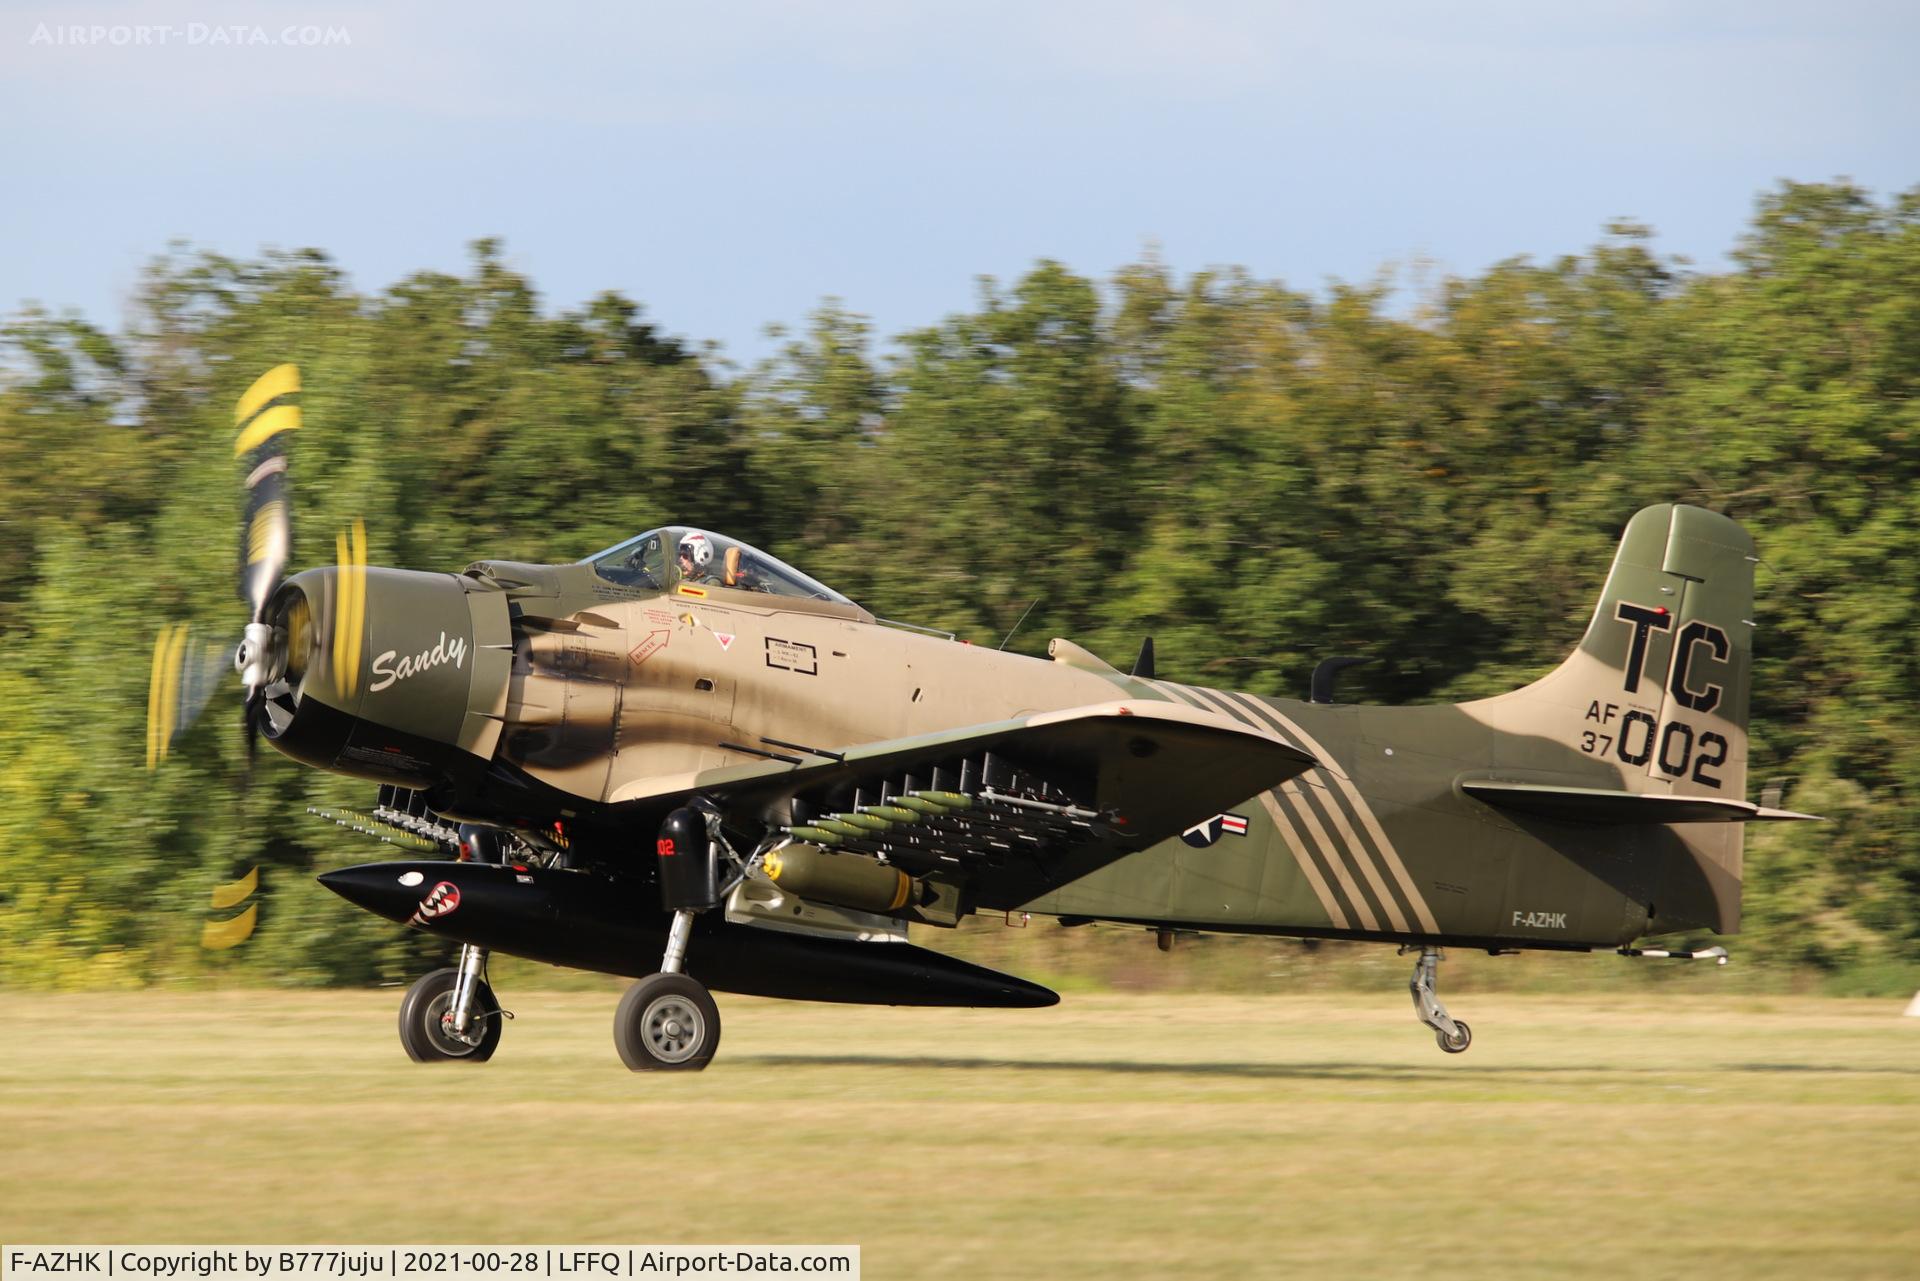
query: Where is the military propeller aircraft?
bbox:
[149,366,1817,1070]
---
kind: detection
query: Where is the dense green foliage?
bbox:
[2,183,1916,989]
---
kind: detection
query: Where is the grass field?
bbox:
[4,988,1917,1278]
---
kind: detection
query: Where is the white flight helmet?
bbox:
[678,532,715,571]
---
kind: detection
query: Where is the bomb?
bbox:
[763,843,923,913]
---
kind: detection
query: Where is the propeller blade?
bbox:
[234,364,299,623]
[209,866,260,911]
[145,623,230,770]
[146,623,184,770]
[331,518,367,698]
[202,867,262,951]
[150,365,353,780]
[200,902,259,950]
[243,688,262,772]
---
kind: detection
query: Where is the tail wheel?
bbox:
[615,973,721,1071]
[398,966,503,1062]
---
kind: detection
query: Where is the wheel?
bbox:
[1436,1019,1472,1054]
[614,973,721,1071]
[398,967,503,1062]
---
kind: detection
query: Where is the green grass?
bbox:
[4,989,1918,1278]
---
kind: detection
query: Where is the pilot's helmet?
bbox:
[678,532,715,572]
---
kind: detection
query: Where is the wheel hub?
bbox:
[643,995,704,1063]
[426,992,485,1052]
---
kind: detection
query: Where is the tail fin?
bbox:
[1472,503,1755,800]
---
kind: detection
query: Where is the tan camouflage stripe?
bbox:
[1217,690,1412,933]
[1256,791,1350,930]
[1287,774,1409,932]
[1244,696,1442,935]
[1272,775,1380,930]
[1163,682,1380,931]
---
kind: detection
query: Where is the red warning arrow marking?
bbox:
[629,628,669,667]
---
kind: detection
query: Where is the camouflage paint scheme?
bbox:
[269,503,1780,952]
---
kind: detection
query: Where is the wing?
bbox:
[609,700,1319,911]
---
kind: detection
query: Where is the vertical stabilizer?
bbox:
[1471,504,1755,802]
[1462,504,1758,934]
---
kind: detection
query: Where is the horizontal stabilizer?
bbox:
[1461,778,1822,825]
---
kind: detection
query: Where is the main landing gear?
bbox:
[613,805,730,1072]
[614,910,722,1070]
[398,944,508,1062]
[1406,945,1472,1054]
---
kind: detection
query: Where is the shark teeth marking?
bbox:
[407,880,462,927]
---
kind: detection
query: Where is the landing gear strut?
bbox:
[1407,946,1472,1054]
[398,945,505,1062]
[614,806,727,1071]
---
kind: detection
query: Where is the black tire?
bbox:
[398,966,503,1063]
[1437,1019,1472,1054]
[614,973,721,1071]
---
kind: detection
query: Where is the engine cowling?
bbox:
[260,566,511,790]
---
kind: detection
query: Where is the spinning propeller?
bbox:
[146,365,368,770]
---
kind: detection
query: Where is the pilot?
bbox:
[677,532,718,583]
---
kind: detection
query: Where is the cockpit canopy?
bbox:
[585,528,853,605]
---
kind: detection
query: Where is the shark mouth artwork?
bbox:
[407,880,461,928]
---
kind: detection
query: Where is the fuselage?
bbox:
[463,567,1707,950]
[277,513,1747,958]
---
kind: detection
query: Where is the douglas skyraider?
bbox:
[149,365,1818,1070]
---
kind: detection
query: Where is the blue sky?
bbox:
[2,0,1915,364]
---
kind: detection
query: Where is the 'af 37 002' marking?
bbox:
[1579,699,1729,788]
